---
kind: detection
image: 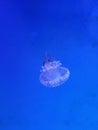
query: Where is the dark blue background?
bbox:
[0,0,98,129]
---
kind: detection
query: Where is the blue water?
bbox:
[0,0,98,129]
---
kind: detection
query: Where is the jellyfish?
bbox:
[39,54,70,87]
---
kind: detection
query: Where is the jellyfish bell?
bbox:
[39,55,70,87]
